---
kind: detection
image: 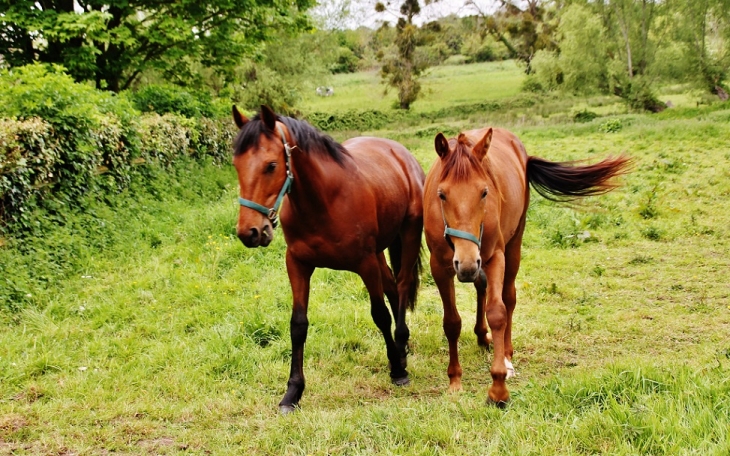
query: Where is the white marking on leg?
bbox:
[505,357,515,379]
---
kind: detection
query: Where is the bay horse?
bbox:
[424,127,631,406]
[232,105,424,414]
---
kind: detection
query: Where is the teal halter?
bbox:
[238,125,294,228]
[440,200,483,250]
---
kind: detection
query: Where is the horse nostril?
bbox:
[453,260,459,271]
[476,258,482,269]
[249,227,259,241]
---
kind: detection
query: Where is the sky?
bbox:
[310,0,499,29]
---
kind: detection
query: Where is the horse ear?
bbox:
[473,128,493,161]
[232,105,248,129]
[260,105,277,131]
[435,133,450,159]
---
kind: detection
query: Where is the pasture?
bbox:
[1,62,730,454]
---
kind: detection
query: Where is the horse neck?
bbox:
[286,149,351,218]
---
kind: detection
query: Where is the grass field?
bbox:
[2,63,730,454]
[301,61,527,113]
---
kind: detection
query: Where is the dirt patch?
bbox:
[0,414,27,436]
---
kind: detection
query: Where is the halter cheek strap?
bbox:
[238,125,294,228]
[440,200,483,250]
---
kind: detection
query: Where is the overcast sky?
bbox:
[310,0,498,29]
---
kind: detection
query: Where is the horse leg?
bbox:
[431,254,462,392]
[378,253,405,368]
[474,268,492,347]
[279,251,314,414]
[484,250,510,407]
[359,254,409,385]
[502,223,525,378]
[393,222,422,368]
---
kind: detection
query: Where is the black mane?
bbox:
[233,114,349,165]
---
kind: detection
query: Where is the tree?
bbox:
[673,0,730,99]
[375,0,428,109]
[0,0,314,92]
[597,0,672,111]
[467,0,558,72]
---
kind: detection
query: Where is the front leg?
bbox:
[484,250,509,406]
[473,268,492,347]
[279,251,314,414]
[430,254,462,392]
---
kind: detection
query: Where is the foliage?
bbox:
[555,4,607,95]
[376,1,429,110]
[128,84,226,119]
[234,31,334,115]
[0,64,233,232]
[460,34,501,63]
[472,0,558,72]
[306,109,401,131]
[0,0,315,92]
[573,110,598,123]
[671,0,730,97]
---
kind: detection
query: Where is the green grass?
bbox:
[2,65,730,454]
[300,60,526,113]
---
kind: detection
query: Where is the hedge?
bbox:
[303,93,544,132]
[0,64,235,232]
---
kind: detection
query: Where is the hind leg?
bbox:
[394,220,423,367]
[359,254,409,385]
[378,253,406,368]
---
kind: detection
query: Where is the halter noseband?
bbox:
[238,125,294,228]
[440,199,484,250]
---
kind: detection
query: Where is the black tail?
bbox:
[388,237,423,311]
[526,154,633,202]
[407,246,423,311]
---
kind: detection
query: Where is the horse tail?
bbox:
[407,245,424,311]
[526,154,633,202]
[388,236,423,311]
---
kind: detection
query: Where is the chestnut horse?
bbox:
[424,127,631,406]
[232,105,424,413]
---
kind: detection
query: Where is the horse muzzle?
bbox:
[237,224,274,248]
[454,257,481,283]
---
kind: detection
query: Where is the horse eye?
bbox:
[438,192,446,201]
[482,188,488,198]
[265,162,277,173]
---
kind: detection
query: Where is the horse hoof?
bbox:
[486,397,508,409]
[279,405,297,415]
[392,375,410,386]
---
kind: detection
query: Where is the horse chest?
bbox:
[286,229,373,269]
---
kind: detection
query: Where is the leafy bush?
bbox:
[128,84,223,118]
[574,110,599,123]
[461,35,497,63]
[0,64,234,232]
[306,109,402,131]
[599,119,623,133]
[0,118,61,227]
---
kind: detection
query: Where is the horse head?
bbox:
[232,105,292,248]
[433,129,494,282]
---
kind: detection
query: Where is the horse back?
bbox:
[341,136,424,249]
[342,136,425,208]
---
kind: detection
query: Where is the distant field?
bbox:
[2,63,730,454]
[300,60,526,113]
